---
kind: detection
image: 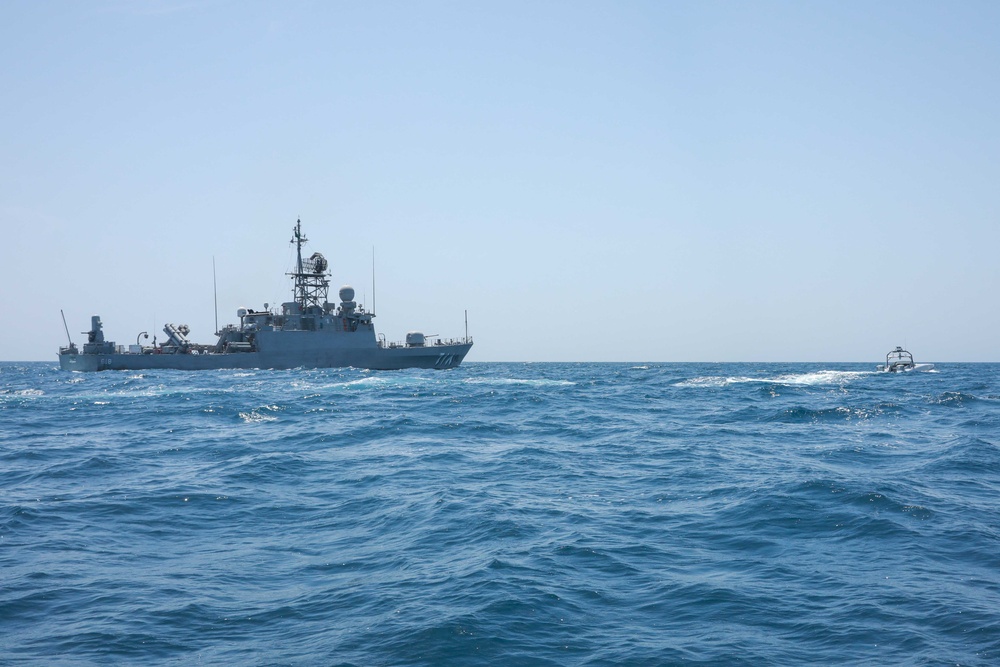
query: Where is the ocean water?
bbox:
[2,361,999,666]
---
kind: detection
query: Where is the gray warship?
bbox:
[58,219,473,372]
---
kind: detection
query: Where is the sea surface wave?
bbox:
[2,362,999,665]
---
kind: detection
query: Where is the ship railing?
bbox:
[379,336,472,349]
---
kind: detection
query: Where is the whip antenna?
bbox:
[60,309,73,347]
[213,256,219,334]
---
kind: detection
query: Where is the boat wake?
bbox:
[676,369,871,388]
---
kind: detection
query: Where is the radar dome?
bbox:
[339,285,355,302]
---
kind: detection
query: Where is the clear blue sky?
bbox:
[2,1,998,362]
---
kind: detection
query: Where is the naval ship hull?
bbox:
[58,343,472,372]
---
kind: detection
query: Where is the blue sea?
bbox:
[2,362,999,665]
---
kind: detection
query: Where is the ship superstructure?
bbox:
[58,219,472,371]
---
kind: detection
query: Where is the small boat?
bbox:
[878,346,934,373]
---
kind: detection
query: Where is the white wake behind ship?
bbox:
[58,219,472,372]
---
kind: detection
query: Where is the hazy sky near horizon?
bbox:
[2,1,999,362]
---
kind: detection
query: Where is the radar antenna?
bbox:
[288,218,330,309]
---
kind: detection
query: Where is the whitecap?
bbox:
[239,410,278,423]
[464,378,576,387]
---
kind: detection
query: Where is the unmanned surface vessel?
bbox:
[58,219,472,372]
[878,346,933,373]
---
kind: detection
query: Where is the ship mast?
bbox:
[288,218,330,310]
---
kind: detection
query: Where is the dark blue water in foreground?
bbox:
[2,362,999,665]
